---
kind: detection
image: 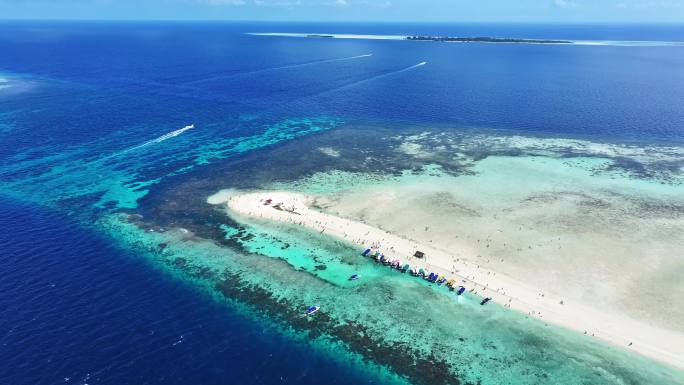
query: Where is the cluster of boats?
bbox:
[362,248,411,271]
[361,248,491,304]
[303,247,494,317]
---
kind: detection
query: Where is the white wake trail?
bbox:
[306,60,428,99]
[394,61,428,74]
[406,61,427,70]
[348,54,373,59]
[267,53,373,70]
[184,54,372,86]
[117,124,194,156]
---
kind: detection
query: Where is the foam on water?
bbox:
[400,61,427,72]
[118,124,194,154]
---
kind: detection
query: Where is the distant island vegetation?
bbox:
[301,34,574,44]
[406,35,573,44]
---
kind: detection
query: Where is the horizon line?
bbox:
[1,18,684,25]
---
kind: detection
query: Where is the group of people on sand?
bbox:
[255,194,523,305]
[241,194,641,352]
[255,195,558,317]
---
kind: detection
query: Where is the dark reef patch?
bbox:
[211,269,467,385]
[132,125,472,248]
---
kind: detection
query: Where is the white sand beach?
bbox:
[213,189,684,371]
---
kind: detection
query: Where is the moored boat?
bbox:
[349,274,360,281]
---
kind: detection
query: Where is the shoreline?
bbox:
[218,190,684,371]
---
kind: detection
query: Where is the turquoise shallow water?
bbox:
[101,208,684,385]
[0,115,340,211]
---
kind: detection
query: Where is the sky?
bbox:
[0,0,683,22]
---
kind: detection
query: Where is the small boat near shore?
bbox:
[356,248,489,305]
[303,305,320,316]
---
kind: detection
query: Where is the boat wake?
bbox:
[184,54,372,86]
[118,124,194,155]
[399,61,427,72]
[347,53,373,59]
[299,60,428,100]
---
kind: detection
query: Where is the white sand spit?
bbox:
[223,190,684,371]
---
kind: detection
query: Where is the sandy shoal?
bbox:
[220,190,684,371]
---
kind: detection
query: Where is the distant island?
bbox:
[406,35,574,44]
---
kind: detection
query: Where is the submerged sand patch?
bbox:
[318,146,341,157]
[315,157,684,332]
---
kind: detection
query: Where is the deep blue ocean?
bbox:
[1,21,683,385]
